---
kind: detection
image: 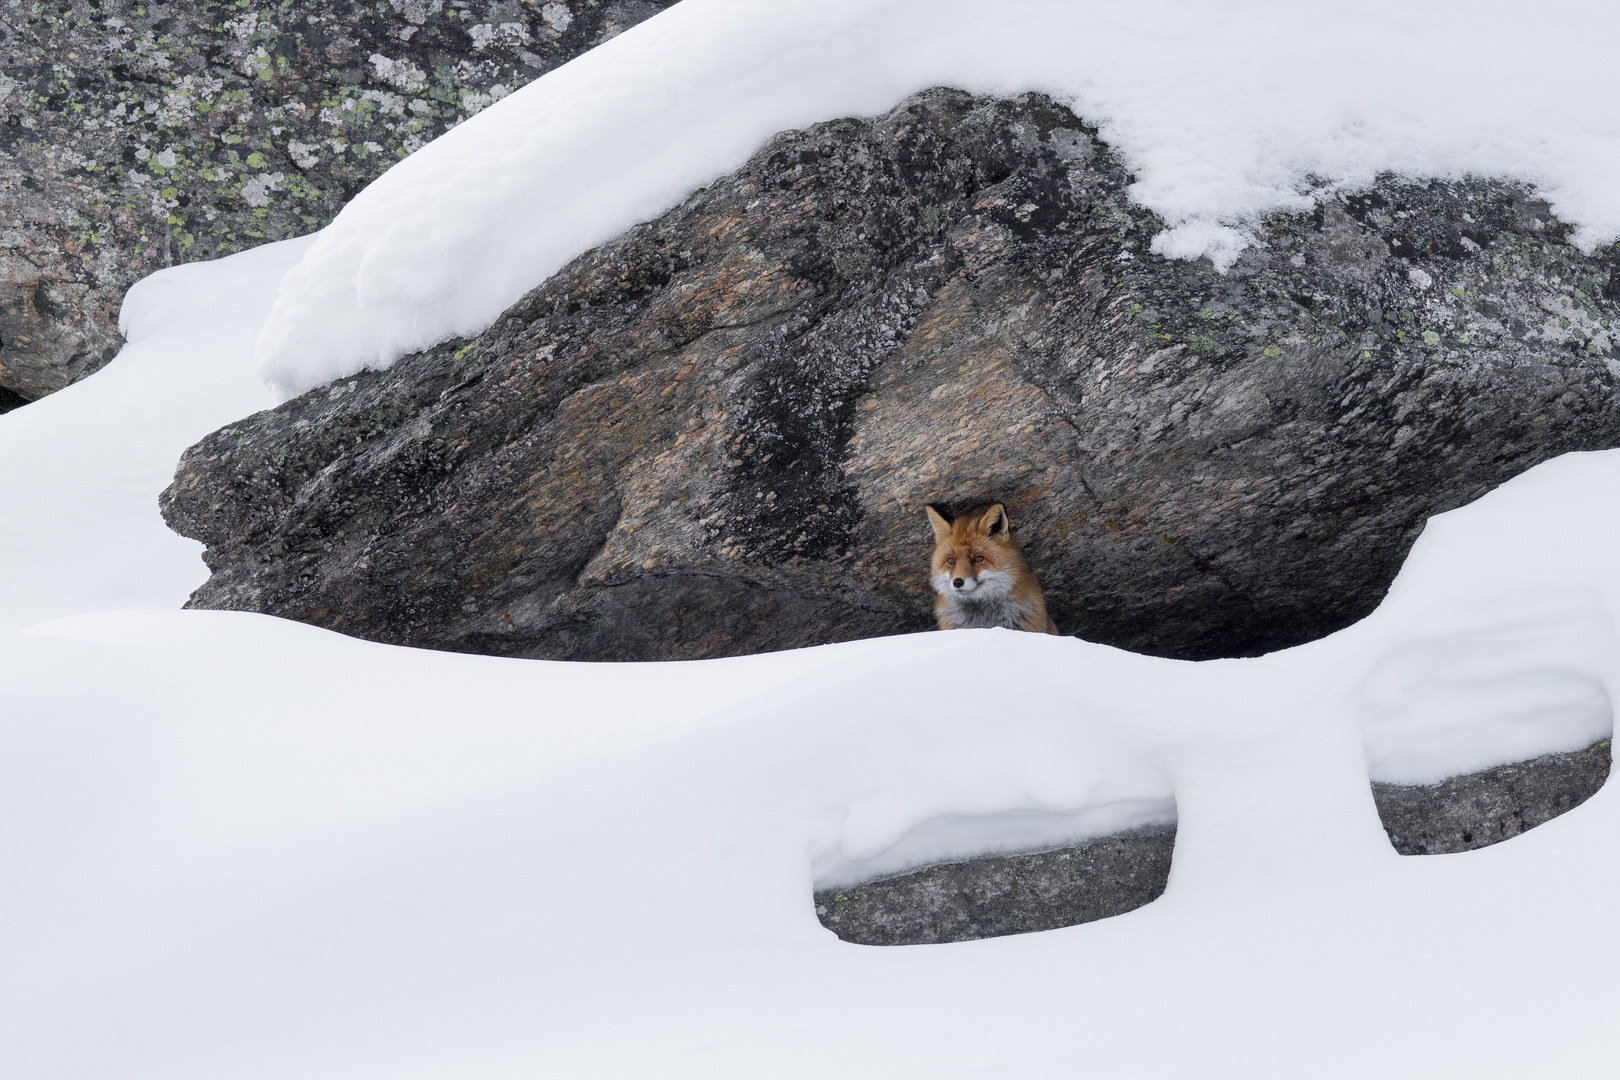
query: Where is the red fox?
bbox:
[925,503,1059,634]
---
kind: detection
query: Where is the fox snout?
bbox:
[935,565,1006,599]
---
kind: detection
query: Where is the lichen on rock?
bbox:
[0,0,676,400]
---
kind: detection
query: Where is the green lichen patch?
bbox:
[0,0,679,396]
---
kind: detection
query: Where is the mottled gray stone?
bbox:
[162,89,1620,664]
[0,0,676,400]
[814,741,1612,946]
[814,826,1176,946]
[1374,739,1611,855]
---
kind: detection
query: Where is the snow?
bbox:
[5,477,1620,1074]
[257,0,1620,397]
[0,236,308,633]
[5,3,1620,1074]
[5,234,1620,1075]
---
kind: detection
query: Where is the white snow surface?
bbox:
[0,237,307,633]
[5,205,1620,1078]
[257,0,1620,397]
[5,12,1620,1072]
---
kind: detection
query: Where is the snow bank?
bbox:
[0,237,306,632]
[2,214,1620,1073]
[258,0,1620,397]
[5,447,1620,1075]
[1355,452,1620,782]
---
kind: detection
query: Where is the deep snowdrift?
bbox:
[256,0,1620,397]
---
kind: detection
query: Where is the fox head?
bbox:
[926,503,1018,601]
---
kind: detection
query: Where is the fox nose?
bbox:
[952,577,965,588]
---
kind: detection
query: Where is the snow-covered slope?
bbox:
[4,463,1620,1076]
[0,237,308,633]
[256,0,1620,397]
[4,215,1620,1077]
[4,2,1620,1075]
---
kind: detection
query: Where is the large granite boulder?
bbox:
[0,0,675,404]
[162,88,1620,662]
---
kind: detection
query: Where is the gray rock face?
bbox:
[815,826,1175,946]
[816,741,1611,945]
[163,88,1620,663]
[1373,739,1611,855]
[0,0,675,400]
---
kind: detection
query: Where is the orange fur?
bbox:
[925,503,1058,634]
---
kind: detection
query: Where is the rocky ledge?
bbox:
[816,825,1176,947]
[1373,738,1612,855]
[164,88,1620,662]
[817,740,1611,945]
[0,0,674,401]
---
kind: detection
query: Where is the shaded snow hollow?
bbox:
[0,220,1618,1077]
[255,0,1620,397]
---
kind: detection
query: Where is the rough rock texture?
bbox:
[0,0,675,400]
[814,826,1176,946]
[814,741,1611,946]
[164,88,1620,662]
[1373,739,1611,855]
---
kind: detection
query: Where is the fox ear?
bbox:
[925,505,952,542]
[979,503,1010,539]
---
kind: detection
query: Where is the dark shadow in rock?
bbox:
[0,384,29,415]
[814,824,1176,945]
[1373,739,1611,855]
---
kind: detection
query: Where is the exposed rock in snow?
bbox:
[0,0,677,401]
[0,251,119,401]
[816,739,1611,946]
[816,825,1176,946]
[162,90,1620,662]
[1374,738,1612,856]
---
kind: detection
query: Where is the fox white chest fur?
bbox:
[931,568,1029,629]
[924,503,1059,635]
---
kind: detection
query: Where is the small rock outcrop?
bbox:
[815,825,1176,946]
[815,740,1610,945]
[0,0,675,400]
[163,88,1620,663]
[1373,739,1611,855]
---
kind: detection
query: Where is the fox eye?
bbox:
[946,557,956,566]
[972,555,984,564]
